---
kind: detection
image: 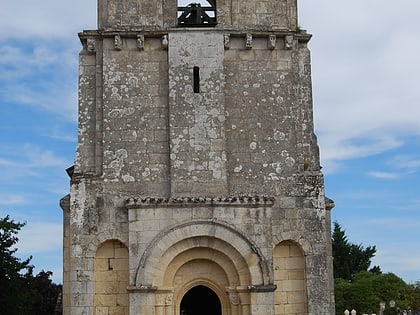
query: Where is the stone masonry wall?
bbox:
[224,34,319,196]
[65,0,335,313]
[69,30,334,315]
[98,0,297,31]
[101,36,170,196]
[168,32,227,196]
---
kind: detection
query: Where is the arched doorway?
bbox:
[180,285,221,315]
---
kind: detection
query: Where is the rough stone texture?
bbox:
[61,0,335,314]
[168,32,227,195]
[98,0,297,31]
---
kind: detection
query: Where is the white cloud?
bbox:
[17,222,63,254]
[22,144,69,168]
[300,0,420,172]
[373,249,420,283]
[0,144,71,184]
[44,131,77,143]
[0,194,28,206]
[0,0,96,40]
[365,155,420,180]
[0,41,79,121]
[365,217,420,232]
[0,144,68,169]
[319,136,403,173]
[368,171,400,180]
[0,159,40,180]
[389,155,420,171]
[340,217,420,282]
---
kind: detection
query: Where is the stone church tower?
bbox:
[60,0,335,314]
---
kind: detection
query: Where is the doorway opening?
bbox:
[180,285,221,315]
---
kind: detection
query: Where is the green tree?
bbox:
[0,215,62,315]
[407,281,420,311]
[332,221,379,280]
[0,215,33,315]
[22,269,62,315]
[334,278,352,312]
[334,271,411,315]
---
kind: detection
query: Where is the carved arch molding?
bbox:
[133,220,274,315]
[135,220,271,286]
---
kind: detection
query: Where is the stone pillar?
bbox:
[168,32,227,196]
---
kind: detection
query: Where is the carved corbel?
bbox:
[114,34,123,50]
[229,292,241,305]
[285,35,294,50]
[87,38,96,52]
[162,35,168,50]
[137,34,144,50]
[224,34,230,50]
[268,35,276,50]
[245,33,252,49]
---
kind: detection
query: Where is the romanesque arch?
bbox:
[135,220,270,286]
[133,219,271,315]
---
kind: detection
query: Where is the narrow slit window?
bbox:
[193,66,200,93]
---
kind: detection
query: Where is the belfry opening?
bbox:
[180,285,221,315]
[177,1,217,26]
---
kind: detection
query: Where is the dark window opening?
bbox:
[193,66,200,93]
[178,1,217,27]
[180,285,221,315]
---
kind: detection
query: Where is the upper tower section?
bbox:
[98,0,298,31]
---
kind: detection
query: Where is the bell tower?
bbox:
[61,0,335,314]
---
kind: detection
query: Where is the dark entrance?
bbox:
[180,285,221,315]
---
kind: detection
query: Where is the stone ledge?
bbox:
[78,29,311,41]
[125,195,275,209]
[247,284,277,292]
[126,285,157,293]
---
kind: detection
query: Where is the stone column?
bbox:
[168,32,227,196]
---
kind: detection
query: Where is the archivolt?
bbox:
[135,219,271,286]
[158,237,244,287]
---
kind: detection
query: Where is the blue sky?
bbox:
[1,0,419,284]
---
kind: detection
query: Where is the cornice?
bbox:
[125,195,275,209]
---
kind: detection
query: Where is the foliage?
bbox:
[408,281,420,311]
[0,215,32,277]
[332,221,420,315]
[332,221,380,281]
[22,269,62,315]
[0,215,33,314]
[334,278,352,313]
[0,214,61,315]
[334,271,411,315]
